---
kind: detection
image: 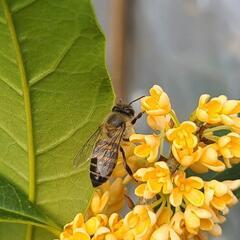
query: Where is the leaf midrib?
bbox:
[1,0,36,239]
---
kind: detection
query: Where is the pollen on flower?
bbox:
[58,85,240,240]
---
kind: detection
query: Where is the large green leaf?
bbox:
[0,0,114,239]
[0,175,61,235]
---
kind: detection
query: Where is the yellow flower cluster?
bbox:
[60,205,156,240]
[195,94,240,133]
[60,212,126,240]
[59,85,240,240]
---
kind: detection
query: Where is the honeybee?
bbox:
[73,98,143,187]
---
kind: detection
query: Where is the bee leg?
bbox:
[124,194,135,209]
[120,146,137,182]
[131,112,144,125]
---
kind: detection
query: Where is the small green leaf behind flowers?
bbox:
[209,164,240,199]
[0,175,61,236]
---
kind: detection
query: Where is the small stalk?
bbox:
[159,130,165,156]
[169,110,180,127]
[151,198,163,209]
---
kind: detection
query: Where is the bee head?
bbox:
[112,103,135,117]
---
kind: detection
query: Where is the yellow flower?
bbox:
[134,162,173,199]
[221,99,240,115]
[222,115,240,133]
[60,213,107,240]
[201,180,240,239]
[204,180,240,212]
[130,134,161,162]
[218,99,240,132]
[172,145,202,168]
[141,85,171,116]
[89,178,126,216]
[170,171,204,207]
[215,133,240,167]
[195,94,227,124]
[195,94,240,128]
[155,207,173,226]
[166,121,198,150]
[184,205,213,235]
[124,205,156,239]
[102,178,126,216]
[105,213,128,240]
[60,212,129,240]
[150,224,180,240]
[147,114,172,131]
[151,208,184,240]
[92,213,128,240]
[89,190,109,216]
[190,144,225,174]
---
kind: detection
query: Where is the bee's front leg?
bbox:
[120,146,137,182]
[131,112,144,125]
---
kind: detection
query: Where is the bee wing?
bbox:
[97,126,125,177]
[73,126,102,168]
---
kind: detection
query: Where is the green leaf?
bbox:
[235,189,240,199]
[209,164,240,199]
[0,175,61,235]
[209,164,240,181]
[212,129,231,137]
[0,0,114,239]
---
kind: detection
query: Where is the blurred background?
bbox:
[93,0,240,239]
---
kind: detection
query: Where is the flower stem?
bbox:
[189,110,197,121]
[159,131,165,156]
[151,198,163,209]
[156,199,167,217]
[170,110,180,127]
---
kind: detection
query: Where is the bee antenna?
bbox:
[129,96,145,105]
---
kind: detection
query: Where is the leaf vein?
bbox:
[0,159,28,182]
[0,124,27,152]
[12,0,38,14]
[0,76,22,96]
[29,35,81,87]
[36,75,105,155]
[37,168,87,185]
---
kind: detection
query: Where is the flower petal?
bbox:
[170,188,183,207]
[134,144,151,158]
[135,184,146,197]
[184,189,204,207]
[150,224,170,240]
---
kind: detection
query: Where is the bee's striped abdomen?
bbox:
[90,140,119,187]
[90,157,108,187]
